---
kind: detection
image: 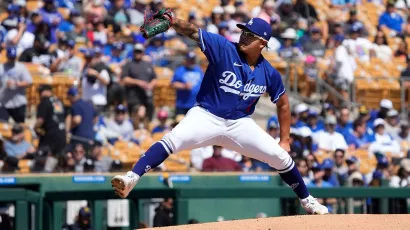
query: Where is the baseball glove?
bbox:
[140,8,173,39]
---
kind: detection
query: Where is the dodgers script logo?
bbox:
[219,71,266,100]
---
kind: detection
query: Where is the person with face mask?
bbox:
[34,85,67,157]
[171,51,204,116]
[0,46,32,123]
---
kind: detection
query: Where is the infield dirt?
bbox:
[146,214,410,230]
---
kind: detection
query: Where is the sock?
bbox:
[131,142,170,176]
[278,162,310,199]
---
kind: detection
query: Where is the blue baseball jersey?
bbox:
[196,29,286,120]
[172,65,203,109]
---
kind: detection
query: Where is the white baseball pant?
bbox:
[160,106,294,172]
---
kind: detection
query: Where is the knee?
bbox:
[266,150,294,172]
[160,133,178,154]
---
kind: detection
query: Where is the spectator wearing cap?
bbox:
[152,110,170,134]
[38,0,63,43]
[66,87,97,147]
[307,110,324,133]
[385,109,400,137]
[121,44,157,120]
[371,30,392,62]
[278,28,304,62]
[298,126,318,156]
[369,118,401,156]
[56,10,79,35]
[343,24,374,62]
[257,0,278,24]
[379,3,404,34]
[294,103,309,127]
[343,9,369,37]
[313,115,348,152]
[335,107,353,139]
[63,206,93,229]
[171,51,204,116]
[52,40,83,79]
[4,124,35,159]
[346,119,375,150]
[293,0,318,22]
[145,36,173,67]
[81,48,111,111]
[105,104,134,144]
[303,27,326,58]
[56,0,76,9]
[347,171,365,188]
[267,119,280,141]
[84,0,108,24]
[3,10,35,56]
[19,35,57,68]
[277,0,299,29]
[331,34,356,105]
[366,154,390,184]
[378,99,393,120]
[0,46,32,123]
[217,21,232,41]
[34,85,67,156]
[322,159,340,187]
[307,162,333,188]
[345,156,360,179]
[107,42,127,65]
[207,6,224,34]
[333,149,348,184]
[89,141,113,172]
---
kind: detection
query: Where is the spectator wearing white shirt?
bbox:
[369,118,401,157]
[389,158,410,188]
[314,115,348,152]
[207,6,224,34]
[343,25,374,62]
[332,35,356,104]
[372,31,392,62]
[3,16,35,56]
[385,109,400,137]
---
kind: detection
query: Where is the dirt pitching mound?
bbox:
[147,214,410,230]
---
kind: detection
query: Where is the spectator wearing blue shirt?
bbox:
[307,162,333,188]
[294,103,309,128]
[322,159,340,187]
[307,110,324,133]
[267,119,280,140]
[152,109,171,134]
[357,105,375,136]
[278,28,304,62]
[171,52,204,115]
[67,87,97,147]
[346,119,375,150]
[26,11,41,33]
[379,3,404,34]
[145,36,171,67]
[39,0,64,44]
[108,42,127,65]
[57,10,80,34]
[365,154,390,184]
[336,107,353,139]
[298,126,318,156]
[4,124,35,159]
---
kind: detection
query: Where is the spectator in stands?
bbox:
[294,103,309,127]
[366,155,390,184]
[313,115,348,152]
[396,122,410,143]
[207,6,224,34]
[70,16,88,44]
[296,158,311,185]
[105,104,134,143]
[332,34,356,104]
[385,109,400,137]
[336,107,353,137]
[257,0,277,24]
[369,118,401,156]
[108,42,127,65]
[322,159,340,187]
[145,36,172,67]
[378,99,393,119]
[107,0,131,30]
[307,162,333,188]
[4,124,35,159]
[298,126,317,156]
[346,119,374,150]
[307,110,324,133]
[267,119,279,140]
[333,149,348,184]
[127,0,145,26]
[121,44,157,120]
[53,40,83,79]
[389,158,410,213]
[153,198,174,227]
[278,28,304,62]
[344,9,368,37]
[67,87,97,147]
[84,0,108,24]
[293,0,318,22]
[19,35,57,68]
[81,48,111,112]
[39,0,63,43]
[56,10,80,37]
[303,27,326,58]
[371,31,392,62]
[277,0,299,29]
[343,24,374,62]
[3,11,34,56]
[400,57,410,92]
[152,109,170,134]
[394,39,408,59]
[379,3,404,35]
[171,51,204,116]
[217,21,232,41]
[202,146,242,172]
[347,171,365,187]
[68,144,88,173]
[90,141,112,172]
[0,46,32,123]
[1,156,20,173]
[34,85,67,156]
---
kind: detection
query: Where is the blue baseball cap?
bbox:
[349,24,362,33]
[7,4,21,13]
[377,155,389,166]
[112,42,124,50]
[322,159,334,169]
[372,170,383,180]
[115,104,127,113]
[346,156,358,164]
[237,18,272,42]
[67,40,75,48]
[81,48,95,58]
[218,21,229,29]
[78,207,91,217]
[186,51,196,60]
[6,46,17,58]
[311,162,322,171]
[67,87,78,96]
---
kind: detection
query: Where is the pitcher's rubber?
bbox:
[145,214,410,230]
